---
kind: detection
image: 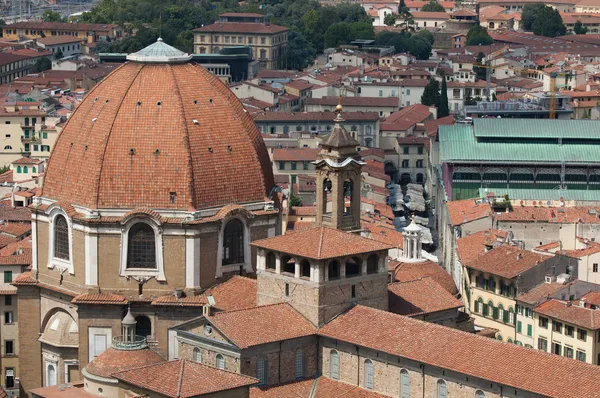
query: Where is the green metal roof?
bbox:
[439,121,600,164]
[478,188,600,202]
[472,119,600,139]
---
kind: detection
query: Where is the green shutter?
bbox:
[517,321,522,333]
[527,324,532,336]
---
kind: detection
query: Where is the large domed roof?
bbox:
[42,40,273,211]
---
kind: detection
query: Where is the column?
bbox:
[84,230,98,286]
[275,253,281,274]
[185,234,200,289]
[294,261,300,279]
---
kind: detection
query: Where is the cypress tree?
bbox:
[438,77,449,117]
[421,79,440,107]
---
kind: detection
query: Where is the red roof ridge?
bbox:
[176,358,185,398]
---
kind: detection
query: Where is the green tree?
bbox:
[438,76,449,117]
[521,3,546,31]
[421,79,440,106]
[474,52,487,81]
[32,57,51,73]
[466,24,493,46]
[55,49,63,59]
[464,95,476,105]
[286,30,316,70]
[324,22,355,48]
[421,0,445,12]
[407,36,431,59]
[574,20,587,35]
[398,0,409,14]
[532,6,566,37]
[42,10,63,22]
[289,190,302,207]
[415,29,434,45]
[384,13,397,26]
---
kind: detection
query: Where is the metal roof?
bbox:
[126,38,192,64]
[439,121,600,164]
[478,188,600,202]
[473,119,600,139]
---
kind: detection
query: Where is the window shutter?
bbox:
[365,360,374,389]
[517,321,522,333]
[330,351,339,380]
[401,370,410,398]
[527,324,533,336]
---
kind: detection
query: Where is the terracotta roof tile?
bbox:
[464,246,550,279]
[319,305,600,398]
[85,347,165,379]
[151,294,207,307]
[381,104,432,131]
[536,241,561,251]
[391,260,458,295]
[288,206,316,216]
[12,157,43,165]
[253,111,379,122]
[252,227,392,260]
[7,21,119,31]
[517,282,567,306]
[113,359,257,397]
[535,299,600,330]
[446,199,491,226]
[456,229,508,264]
[11,271,36,285]
[251,377,388,397]
[557,242,600,258]
[0,222,31,237]
[306,96,398,108]
[42,62,274,211]
[204,275,257,311]
[28,382,96,398]
[0,289,16,295]
[496,206,600,224]
[0,206,31,221]
[581,291,600,307]
[208,303,315,349]
[388,278,463,316]
[71,293,127,305]
[362,223,404,248]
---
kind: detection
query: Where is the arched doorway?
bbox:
[135,315,152,338]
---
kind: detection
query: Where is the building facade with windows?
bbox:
[14,39,279,396]
[192,22,288,70]
[2,22,121,44]
[0,53,34,86]
[254,111,380,147]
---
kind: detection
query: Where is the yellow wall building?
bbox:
[2,22,122,44]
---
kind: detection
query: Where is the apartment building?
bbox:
[2,22,121,44]
[464,245,575,341]
[36,36,83,58]
[193,22,289,69]
[0,101,52,166]
[0,53,34,85]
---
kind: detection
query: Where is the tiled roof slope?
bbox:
[208,303,315,349]
[42,62,274,210]
[113,359,257,397]
[250,377,389,397]
[204,275,257,311]
[390,260,458,295]
[388,278,463,316]
[319,305,600,398]
[464,246,549,279]
[446,199,490,226]
[193,22,288,34]
[85,347,165,378]
[535,299,600,330]
[251,227,392,260]
[517,282,566,306]
[456,229,507,264]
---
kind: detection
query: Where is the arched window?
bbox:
[345,257,361,277]
[509,307,515,324]
[193,347,202,362]
[54,215,69,260]
[135,315,152,338]
[364,359,374,390]
[256,357,267,385]
[328,260,340,280]
[322,178,332,214]
[330,350,339,379]
[216,354,225,370]
[127,223,156,269]
[496,334,502,341]
[475,390,485,398]
[498,304,504,323]
[487,300,494,318]
[416,173,424,184]
[32,167,36,173]
[3,145,11,150]
[295,350,305,379]
[46,364,56,386]
[507,338,513,343]
[437,379,447,398]
[474,297,483,313]
[266,252,276,270]
[23,166,28,173]
[344,179,354,214]
[300,259,311,278]
[16,166,21,173]
[367,254,378,274]
[282,255,295,274]
[223,219,244,265]
[400,369,410,398]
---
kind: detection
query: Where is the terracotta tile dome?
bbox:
[42,40,274,211]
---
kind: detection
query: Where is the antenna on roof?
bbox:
[159,10,163,38]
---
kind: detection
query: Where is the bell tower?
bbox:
[401,216,425,262]
[314,101,364,232]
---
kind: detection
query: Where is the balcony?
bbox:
[112,335,147,350]
[20,135,40,143]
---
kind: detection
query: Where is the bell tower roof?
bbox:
[320,99,359,150]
